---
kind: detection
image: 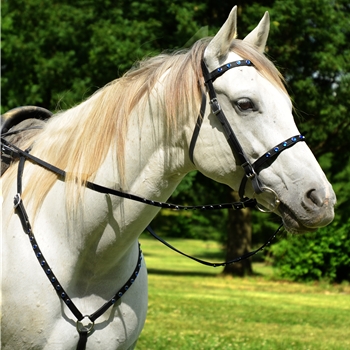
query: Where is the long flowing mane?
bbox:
[3,38,287,217]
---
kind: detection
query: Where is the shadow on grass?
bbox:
[147,267,219,277]
[143,250,225,261]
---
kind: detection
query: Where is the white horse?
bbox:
[1,6,335,349]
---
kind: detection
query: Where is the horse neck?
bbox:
[63,105,193,275]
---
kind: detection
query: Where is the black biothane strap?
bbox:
[201,59,252,168]
[13,149,143,350]
[14,156,143,322]
[146,224,282,267]
[1,137,257,211]
[239,135,306,198]
[188,90,206,165]
[195,59,306,200]
[204,59,254,83]
[189,60,255,167]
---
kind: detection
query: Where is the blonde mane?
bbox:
[3,38,287,217]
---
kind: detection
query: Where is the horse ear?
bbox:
[243,11,270,53]
[204,6,237,67]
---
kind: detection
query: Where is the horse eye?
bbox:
[237,98,255,111]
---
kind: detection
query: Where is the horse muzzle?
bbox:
[279,184,336,233]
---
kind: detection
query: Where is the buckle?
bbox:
[14,193,22,209]
[209,98,221,115]
[241,161,256,179]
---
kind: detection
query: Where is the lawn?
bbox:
[137,235,350,350]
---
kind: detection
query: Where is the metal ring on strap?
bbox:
[253,187,281,213]
[76,316,95,335]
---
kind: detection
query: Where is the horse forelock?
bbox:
[3,38,287,220]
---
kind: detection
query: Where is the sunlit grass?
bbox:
[137,235,350,349]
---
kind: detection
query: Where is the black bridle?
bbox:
[1,57,305,350]
[189,58,305,203]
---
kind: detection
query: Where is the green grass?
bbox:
[137,235,350,350]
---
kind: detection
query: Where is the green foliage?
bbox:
[271,217,350,283]
[1,0,207,112]
[152,171,228,241]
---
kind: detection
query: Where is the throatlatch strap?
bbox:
[189,90,207,164]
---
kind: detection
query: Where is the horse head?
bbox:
[190,6,336,233]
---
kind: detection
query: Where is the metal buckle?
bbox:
[14,193,22,209]
[253,187,280,213]
[76,315,95,335]
[241,162,255,177]
[209,98,221,115]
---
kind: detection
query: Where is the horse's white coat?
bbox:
[1,6,335,349]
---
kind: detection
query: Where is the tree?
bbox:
[223,191,253,276]
[1,0,208,112]
[2,0,349,280]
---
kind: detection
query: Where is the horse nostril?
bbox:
[305,188,325,208]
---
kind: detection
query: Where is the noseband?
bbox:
[189,58,305,207]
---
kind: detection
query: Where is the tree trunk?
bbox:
[223,190,253,276]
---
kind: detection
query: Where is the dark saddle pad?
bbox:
[1,106,53,175]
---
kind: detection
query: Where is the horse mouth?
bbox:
[277,202,322,234]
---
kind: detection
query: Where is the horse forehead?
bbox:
[220,64,292,110]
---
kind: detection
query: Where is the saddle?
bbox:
[1,106,53,175]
